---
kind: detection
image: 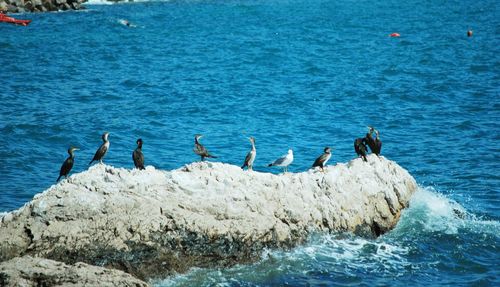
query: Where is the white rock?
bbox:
[0,155,417,280]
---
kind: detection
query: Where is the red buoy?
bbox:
[389,33,400,38]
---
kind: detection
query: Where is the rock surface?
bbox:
[0,256,149,286]
[0,0,86,13]
[0,155,417,280]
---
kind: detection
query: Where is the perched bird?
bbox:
[89,132,110,165]
[312,147,332,172]
[57,147,79,182]
[365,126,377,154]
[268,149,294,173]
[193,134,217,161]
[241,137,256,170]
[354,138,368,162]
[373,130,382,156]
[132,138,145,170]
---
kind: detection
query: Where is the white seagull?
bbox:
[268,149,293,173]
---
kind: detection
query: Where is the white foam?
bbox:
[395,187,500,236]
[153,233,411,286]
[86,0,171,5]
[85,0,114,5]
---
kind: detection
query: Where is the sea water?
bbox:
[0,0,498,285]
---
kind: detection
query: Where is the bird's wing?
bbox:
[243,151,253,166]
[194,143,209,156]
[60,158,73,176]
[312,153,327,167]
[92,144,108,161]
[133,149,144,167]
[272,154,288,166]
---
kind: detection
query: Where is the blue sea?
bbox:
[1,0,499,285]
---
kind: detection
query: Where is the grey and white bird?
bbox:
[241,137,256,170]
[57,147,79,182]
[312,147,332,172]
[89,132,110,165]
[268,149,293,173]
[132,138,145,170]
[193,134,217,161]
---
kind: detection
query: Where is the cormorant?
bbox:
[373,129,382,156]
[89,132,110,165]
[132,138,145,170]
[241,137,256,170]
[365,126,377,154]
[312,147,332,172]
[57,147,79,182]
[193,134,217,161]
[354,138,368,162]
[268,149,293,173]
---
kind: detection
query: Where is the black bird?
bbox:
[241,137,256,170]
[132,138,145,170]
[354,138,368,162]
[373,129,382,156]
[365,126,377,154]
[89,132,110,165]
[193,134,217,161]
[312,147,332,172]
[57,147,79,182]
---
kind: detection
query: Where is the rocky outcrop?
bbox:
[0,0,86,13]
[0,155,417,280]
[0,256,149,286]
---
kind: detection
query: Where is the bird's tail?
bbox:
[208,154,218,158]
[88,160,94,165]
[56,175,61,182]
[241,163,247,169]
[268,163,273,167]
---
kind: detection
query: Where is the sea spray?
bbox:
[155,186,499,286]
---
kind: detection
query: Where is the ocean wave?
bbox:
[154,187,499,286]
[392,187,500,237]
[154,233,412,286]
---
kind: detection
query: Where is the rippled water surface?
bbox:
[1,0,499,285]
